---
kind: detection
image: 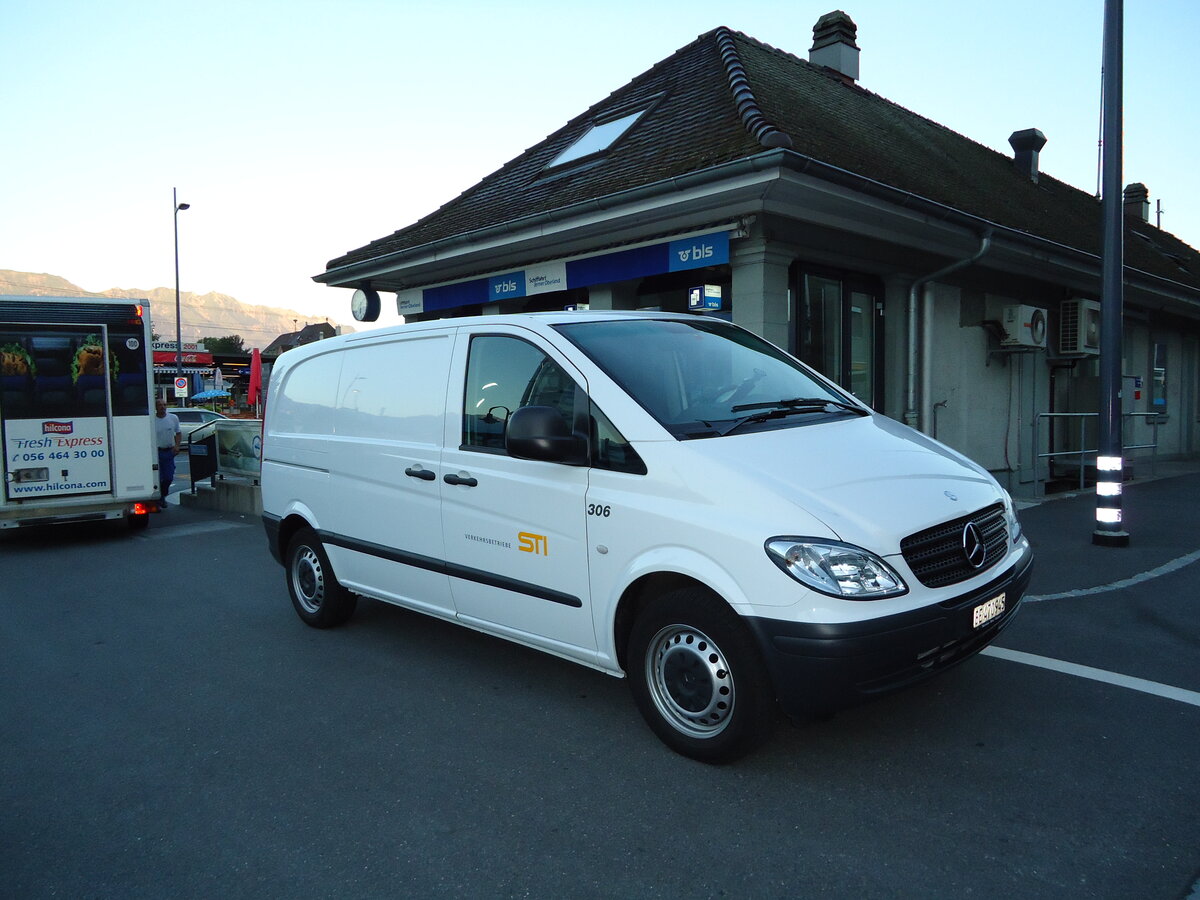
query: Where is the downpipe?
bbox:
[904,232,993,431]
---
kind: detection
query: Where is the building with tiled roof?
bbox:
[316,11,1200,493]
[261,322,338,360]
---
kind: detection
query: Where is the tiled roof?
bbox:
[325,29,759,272]
[261,322,337,358]
[324,26,1200,294]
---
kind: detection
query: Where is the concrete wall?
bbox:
[924,284,1031,481]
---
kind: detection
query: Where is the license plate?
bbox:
[972,592,1006,629]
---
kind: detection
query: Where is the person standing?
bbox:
[154,399,182,509]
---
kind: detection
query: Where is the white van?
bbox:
[261,312,1032,761]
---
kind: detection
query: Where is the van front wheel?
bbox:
[286,528,357,628]
[628,587,775,763]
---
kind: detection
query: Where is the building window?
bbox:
[546,109,647,169]
[1151,339,1168,417]
[794,267,883,409]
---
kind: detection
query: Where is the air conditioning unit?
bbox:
[1001,304,1048,348]
[1059,298,1101,355]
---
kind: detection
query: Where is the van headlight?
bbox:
[765,538,907,599]
[1001,490,1023,544]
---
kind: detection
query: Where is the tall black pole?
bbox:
[1093,0,1129,546]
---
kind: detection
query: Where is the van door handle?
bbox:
[443,473,478,487]
[405,466,436,481]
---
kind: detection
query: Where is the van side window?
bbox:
[463,336,578,452]
[590,403,647,475]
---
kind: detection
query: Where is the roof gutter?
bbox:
[318,148,1200,314]
[778,153,1200,308]
[315,152,790,287]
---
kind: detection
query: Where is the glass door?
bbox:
[797,270,881,409]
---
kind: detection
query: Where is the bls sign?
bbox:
[668,232,729,272]
[518,532,548,555]
[675,242,715,264]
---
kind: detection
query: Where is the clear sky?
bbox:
[3,0,1197,343]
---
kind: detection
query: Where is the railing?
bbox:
[1032,411,1159,497]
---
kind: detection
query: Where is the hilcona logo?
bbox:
[43,421,73,435]
[676,242,715,264]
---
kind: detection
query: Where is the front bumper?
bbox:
[746,542,1034,719]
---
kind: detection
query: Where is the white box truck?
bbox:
[1,295,159,530]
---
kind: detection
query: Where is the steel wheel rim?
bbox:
[645,624,734,738]
[292,546,325,614]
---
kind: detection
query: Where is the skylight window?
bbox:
[547,109,646,169]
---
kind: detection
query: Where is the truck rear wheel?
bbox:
[286,528,357,628]
[628,586,775,763]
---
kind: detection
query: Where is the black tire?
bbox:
[128,512,150,531]
[627,586,776,763]
[285,528,357,628]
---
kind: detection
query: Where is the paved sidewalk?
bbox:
[1016,469,1200,598]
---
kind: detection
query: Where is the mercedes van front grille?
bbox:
[900,503,1008,588]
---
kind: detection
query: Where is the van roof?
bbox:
[346,309,711,339]
[271,311,733,373]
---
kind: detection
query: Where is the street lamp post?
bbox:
[173,187,190,404]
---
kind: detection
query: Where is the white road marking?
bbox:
[136,521,252,539]
[1024,548,1200,602]
[982,646,1200,708]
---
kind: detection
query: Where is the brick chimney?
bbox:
[1008,129,1047,183]
[810,11,859,82]
[1123,183,1149,221]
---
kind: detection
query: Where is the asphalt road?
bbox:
[1,477,1197,899]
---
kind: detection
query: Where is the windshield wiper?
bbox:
[730,396,866,415]
[714,397,867,436]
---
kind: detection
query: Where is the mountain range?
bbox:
[0,270,350,349]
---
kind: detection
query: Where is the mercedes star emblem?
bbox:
[962,522,987,568]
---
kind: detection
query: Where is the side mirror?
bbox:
[506,406,587,465]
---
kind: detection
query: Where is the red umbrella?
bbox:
[248,348,263,414]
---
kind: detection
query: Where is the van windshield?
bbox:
[554,318,864,439]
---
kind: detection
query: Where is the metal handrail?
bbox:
[1032,411,1159,497]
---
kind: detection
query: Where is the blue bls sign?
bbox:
[488,273,525,301]
[688,284,723,310]
[669,233,729,271]
[424,230,732,312]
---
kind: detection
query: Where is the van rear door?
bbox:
[2,323,116,502]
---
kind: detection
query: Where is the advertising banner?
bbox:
[215,420,262,479]
[1,322,122,500]
[4,416,111,498]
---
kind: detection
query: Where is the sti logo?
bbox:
[518,532,548,556]
[676,242,715,264]
[42,421,73,435]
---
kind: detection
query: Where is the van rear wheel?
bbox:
[628,586,775,763]
[286,528,357,628]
